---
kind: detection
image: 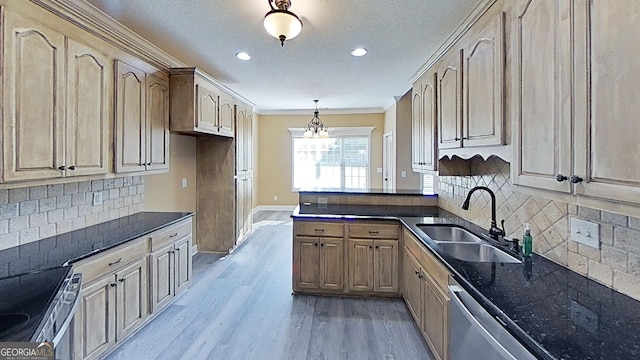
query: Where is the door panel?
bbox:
[374,240,398,293]
[146,72,169,171]
[115,258,147,341]
[295,237,319,289]
[438,52,462,149]
[115,61,146,173]
[348,239,373,291]
[150,245,173,314]
[319,238,344,290]
[175,236,192,294]
[76,275,116,360]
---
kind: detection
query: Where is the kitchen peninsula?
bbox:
[292,190,640,360]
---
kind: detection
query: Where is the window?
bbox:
[289,127,374,190]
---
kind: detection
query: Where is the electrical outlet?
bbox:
[376,167,383,174]
[570,217,600,249]
[92,192,103,206]
[181,178,188,188]
[273,195,278,201]
[401,171,407,178]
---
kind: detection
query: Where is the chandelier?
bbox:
[304,100,329,138]
[263,0,303,47]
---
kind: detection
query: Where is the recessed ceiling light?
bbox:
[350,48,367,57]
[236,52,251,61]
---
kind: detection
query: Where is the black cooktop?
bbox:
[0,266,71,342]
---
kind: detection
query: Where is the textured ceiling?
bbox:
[85,0,481,113]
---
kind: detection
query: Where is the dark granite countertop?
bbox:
[298,188,437,196]
[292,205,640,360]
[0,211,193,342]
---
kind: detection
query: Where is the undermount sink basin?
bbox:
[436,242,522,264]
[417,225,483,243]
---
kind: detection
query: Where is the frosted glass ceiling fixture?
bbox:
[304,100,329,138]
[264,0,303,47]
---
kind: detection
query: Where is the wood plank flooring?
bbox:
[105,211,432,360]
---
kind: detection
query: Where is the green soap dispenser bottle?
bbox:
[523,223,533,257]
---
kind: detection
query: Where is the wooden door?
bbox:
[66,38,110,177]
[422,275,449,360]
[319,238,344,290]
[175,236,192,295]
[373,240,398,293]
[421,71,437,171]
[218,93,235,137]
[75,275,116,360]
[437,51,462,149]
[115,60,146,173]
[348,239,373,292]
[411,82,423,171]
[195,79,219,133]
[149,244,174,314]
[511,0,572,192]
[2,12,65,182]
[294,236,319,290]
[115,257,148,341]
[573,0,640,205]
[145,71,170,171]
[463,12,504,147]
[403,250,422,324]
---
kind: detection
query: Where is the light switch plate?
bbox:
[570,217,600,249]
[401,171,407,178]
[181,178,188,188]
[376,167,383,174]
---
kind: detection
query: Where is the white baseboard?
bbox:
[252,205,297,213]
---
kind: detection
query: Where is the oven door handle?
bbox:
[52,274,82,345]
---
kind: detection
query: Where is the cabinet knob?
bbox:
[369,245,373,249]
[110,283,117,287]
[147,162,152,166]
[570,175,583,184]
[314,243,318,247]
[555,174,568,182]
[320,243,324,247]
[118,278,125,283]
[375,245,379,249]
[58,165,66,171]
[68,165,75,170]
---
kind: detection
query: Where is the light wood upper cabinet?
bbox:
[115,60,169,173]
[462,12,505,147]
[2,12,111,182]
[411,70,437,172]
[411,84,423,171]
[511,0,572,193]
[437,51,463,150]
[170,67,235,137]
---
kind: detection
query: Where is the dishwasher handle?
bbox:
[448,285,519,360]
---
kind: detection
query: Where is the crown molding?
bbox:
[409,0,497,83]
[256,107,385,116]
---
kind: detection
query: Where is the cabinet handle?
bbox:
[68,165,75,170]
[169,232,178,238]
[369,230,379,235]
[171,250,176,254]
[147,162,152,166]
[570,175,583,184]
[58,165,66,171]
[369,245,373,249]
[555,174,568,182]
[314,229,325,233]
[118,278,125,283]
[415,271,420,275]
[320,243,324,247]
[110,283,117,287]
[314,243,318,247]
[455,137,461,141]
[375,245,379,249]
[108,258,123,266]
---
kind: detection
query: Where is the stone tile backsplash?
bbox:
[438,156,640,301]
[0,177,144,251]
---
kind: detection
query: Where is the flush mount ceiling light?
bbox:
[236,52,251,60]
[304,100,329,138]
[351,48,367,57]
[263,0,303,47]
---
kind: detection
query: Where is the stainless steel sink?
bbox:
[417,225,483,243]
[436,242,522,263]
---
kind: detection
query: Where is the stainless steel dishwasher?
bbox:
[448,283,536,360]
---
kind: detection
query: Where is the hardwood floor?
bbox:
[105,211,432,360]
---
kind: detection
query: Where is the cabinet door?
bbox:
[115,257,148,341]
[75,275,116,360]
[437,51,463,149]
[373,240,398,293]
[175,236,192,295]
[348,239,373,292]
[411,82,424,171]
[319,238,344,290]
[66,38,110,177]
[2,12,65,182]
[115,60,146,173]
[146,71,170,171]
[149,244,174,314]
[421,71,437,171]
[218,93,235,137]
[294,236,320,290]
[235,107,246,173]
[573,0,640,204]
[245,111,254,172]
[403,250,422,324]
[195,79,219,133]
[235,177,245,241]
[463,12,504,147]
[511,0,572,192]
[422,276,449,360]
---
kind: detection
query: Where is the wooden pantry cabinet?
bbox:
[235,104,254,245]
[114,60,170,173]
[2,11,110,182]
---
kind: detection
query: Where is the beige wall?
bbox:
[256,113,385,206]
[144,134,197,235]
[395,91,421,190]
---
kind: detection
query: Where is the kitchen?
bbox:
[1,0,640,359]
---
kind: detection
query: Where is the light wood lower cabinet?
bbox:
[115,258,148,341]
[294,236,344,291]
[348,239,399,294]
[150,235,193,313]
[403,229,450,360]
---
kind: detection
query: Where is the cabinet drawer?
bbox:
[150,219,192,251]
[74,239,147,283]
[349,223,399,239]
[421,247,449,291]
[296,221,344,238]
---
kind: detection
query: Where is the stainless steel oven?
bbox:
[35,273,82,360]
